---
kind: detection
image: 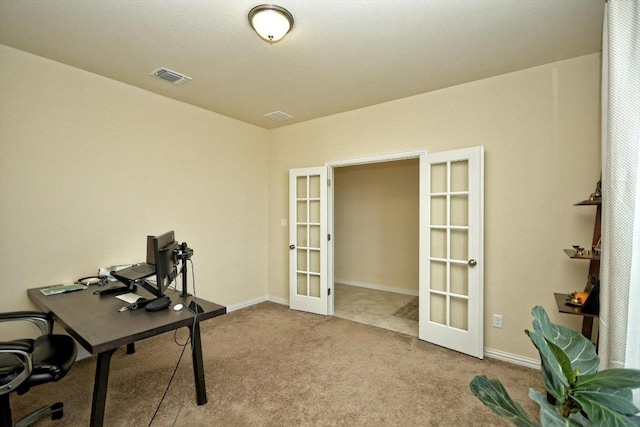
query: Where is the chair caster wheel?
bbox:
[51,402,64,420]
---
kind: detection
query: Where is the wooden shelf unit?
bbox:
[555,197,601,342]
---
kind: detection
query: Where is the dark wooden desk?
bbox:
[28,286,226,427]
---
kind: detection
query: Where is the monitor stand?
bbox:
[97,281,137,296]
[139,279,159,296]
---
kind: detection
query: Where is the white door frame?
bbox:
[325,150,428,315]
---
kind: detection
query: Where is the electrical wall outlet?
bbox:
[493,314,503,328]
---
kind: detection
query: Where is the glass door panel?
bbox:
[450,229,468,262]
[430,229,447,259]
[430,293,447,324]
[450,263,469,295]
[426,158,471,331]
[297,226,307,247]
[309,250,320,273]
[430,261,447,292]
[450,297,469,330]
[431,163,447,193]
[450,160,469,192]
[450,196,469,226]
[309,201,321,223]
[430,197,447,225]
[309,275,321,298]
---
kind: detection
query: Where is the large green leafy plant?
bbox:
[470,306,640,426]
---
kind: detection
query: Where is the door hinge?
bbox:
[328,234,331,241]
[327,179,331,186]
[328,288,331,296]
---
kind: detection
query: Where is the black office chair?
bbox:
[0,311,77,426]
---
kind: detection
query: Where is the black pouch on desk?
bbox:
[145,296,171,312]
[97,285,133,296]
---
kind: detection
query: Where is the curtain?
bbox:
[599,0,640,404]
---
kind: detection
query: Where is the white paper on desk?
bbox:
[116,293,143,304]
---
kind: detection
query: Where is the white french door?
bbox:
[419,146,484,359]
[289,147,484,359]
[288,167,329,315]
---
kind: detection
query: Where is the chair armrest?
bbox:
[0,340,34,354]
[0,311,53,336]
[0,340,34,396]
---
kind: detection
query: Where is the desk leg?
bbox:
[189,322,207,405]
[90,348,116,427]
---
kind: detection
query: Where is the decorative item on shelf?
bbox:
[566,291,589,306]
[584,274,598,293]
[563,276,599,313]
[589,177,602,201]
[592,237,601,256]
[582,278,600,315]
[572,245,585,256]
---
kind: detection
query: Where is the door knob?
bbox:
[289,244,295,250]
[468,259,477,267]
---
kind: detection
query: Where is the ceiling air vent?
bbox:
[264,111,293,122]
[151,67,192,85]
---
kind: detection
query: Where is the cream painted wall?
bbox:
[0,46,269,334]
[268,54,601,359]
[334,160,419,294]
[0,44,601,360]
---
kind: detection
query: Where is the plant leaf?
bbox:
[526,329,568,400]
[470,375,538,427]
[576,369,640,390]
[573,388,640,416]
[571,391,640,427]
[530,306,599,375]
[528,389,589,427]
[547,339,578,385]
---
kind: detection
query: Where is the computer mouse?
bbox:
[173,303,184,311]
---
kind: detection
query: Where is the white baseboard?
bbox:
[226,295,268,312]
[335,279,419,296]
[77,348,92,361]
[267,295,289,306]
[483,347,540,370]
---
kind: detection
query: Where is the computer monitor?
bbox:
[145,231,179,298]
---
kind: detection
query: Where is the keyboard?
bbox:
[40,283,86,296]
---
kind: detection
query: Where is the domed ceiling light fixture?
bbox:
[248,4,294,43]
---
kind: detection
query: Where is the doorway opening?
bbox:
[290,147,484,357]
[330,157,420,336]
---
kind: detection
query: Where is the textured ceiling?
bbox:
[0,0,605,129]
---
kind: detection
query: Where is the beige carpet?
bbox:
[334,283,419,336]
[11,302,542,426]
[393,297,419,321]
